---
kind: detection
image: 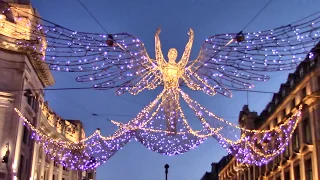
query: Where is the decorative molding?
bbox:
[0,92,14,106]
[0,3,55,87]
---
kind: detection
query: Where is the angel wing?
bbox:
[185,11,320,97]
[1,2,161,95]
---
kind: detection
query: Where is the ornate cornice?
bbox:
[0,3,55,87]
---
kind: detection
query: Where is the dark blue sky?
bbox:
[31,0,320,179]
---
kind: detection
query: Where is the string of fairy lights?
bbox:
[0,1,319,170]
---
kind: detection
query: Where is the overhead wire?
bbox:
[75,0,109,34]
[0,86,279,94]
[241,0,275,32]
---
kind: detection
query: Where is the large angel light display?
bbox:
[1,1,319,169]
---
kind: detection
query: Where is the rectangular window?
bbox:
[261,164,266,176]
[32,98,39,113]
[268,158,273,171]
[25,90,38,113]
[63,166,68,171]
[22,126,29,145]
[299,68,304,77]
[273,118,278,127]
[45,154,50,163]
[294,164,301,180]
[39,148,42,160]
[27,95,33,107]
[282,89,286,97]
[274,154,280,165]
[88,173,93,178]
[54,160,58,167]
[305,158,312,180]
[303,118,312,144]
[255,166,259,179]
[293,129,300,152]
[18,155,24,179]
[284,169,290,180]
[302,87,307,97]
[25,158,29,178]
[282,134,290,158]
[292,98,296,109]
[283,109,287,118]
[290,79,294,88]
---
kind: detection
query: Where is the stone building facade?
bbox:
[0,1,96,180]
[202,43,320,179]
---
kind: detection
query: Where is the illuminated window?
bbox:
[305,158,312,180]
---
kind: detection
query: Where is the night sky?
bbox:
[30,0,320,179]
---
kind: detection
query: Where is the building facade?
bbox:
[0,1,95,180]
[31,102,96,180]
[203,43,320,179]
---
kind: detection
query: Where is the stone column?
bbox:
[58,165,63,180]
[38,149,46,180]
[12,119,24,177]
[68,169,72,180]
[47,159,54,180]
[30,143,39,180]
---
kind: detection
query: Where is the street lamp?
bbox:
[164,164,169,180]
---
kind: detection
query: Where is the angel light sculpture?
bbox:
[2,1,318,168]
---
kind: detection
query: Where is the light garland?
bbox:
[1,1,315,169]
[0,3,319,96]
[215,107,301,166]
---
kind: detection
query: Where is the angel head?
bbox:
[168,48,178,63]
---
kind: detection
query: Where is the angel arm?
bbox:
[155,28,167,67]
[178,28,194,68]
